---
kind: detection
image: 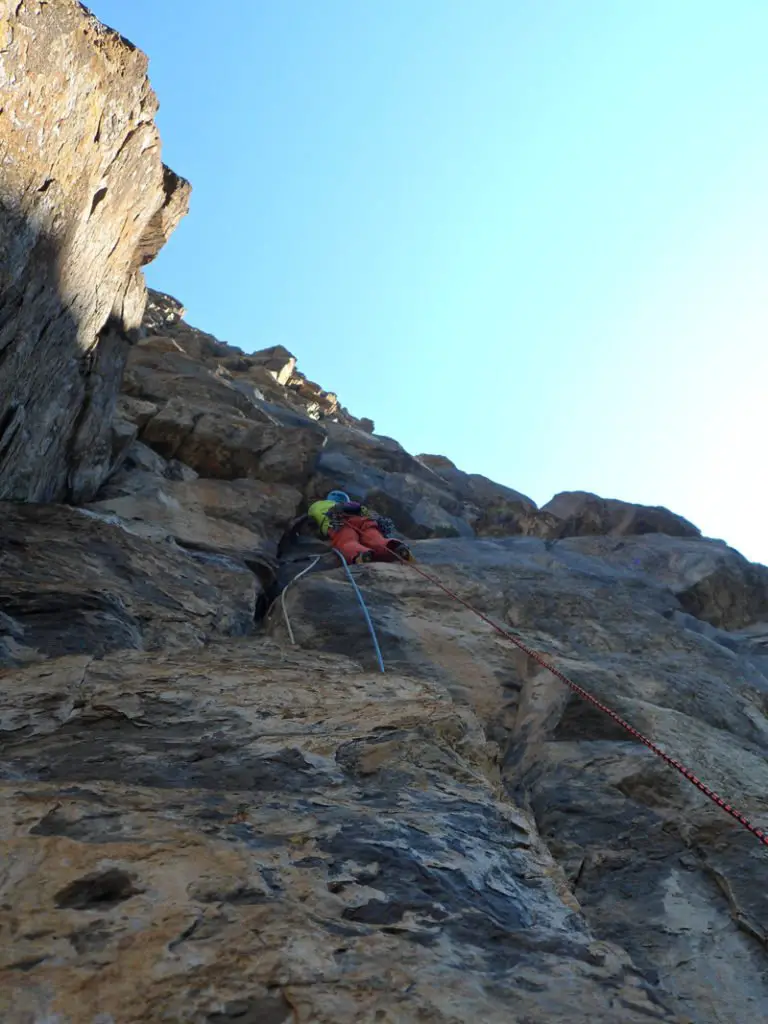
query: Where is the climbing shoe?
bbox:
[389,541,414,562]
[353,550,374,565]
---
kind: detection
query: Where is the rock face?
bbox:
[543,491,701,540]
[133,290,375,435]
[3,526,768,1022]
[2,6,768,1023]
[273,539,768,1018]
[2,291,767,1024]
[89,440,301,577]
[1,643,678,1024]
[0,502,257,666]
[0,1,189,503]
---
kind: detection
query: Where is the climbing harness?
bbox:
[272,551,386,674]
[392,552,768,850]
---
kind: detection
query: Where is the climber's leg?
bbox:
[386,539,415,562]
[329,524,371,563]
[358,520,397,561]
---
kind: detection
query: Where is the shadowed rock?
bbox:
[0,0,189,502]
[0,502,257,664]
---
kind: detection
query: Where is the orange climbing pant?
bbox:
[329,516,397,562]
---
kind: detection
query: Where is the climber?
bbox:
[289,490,414,565]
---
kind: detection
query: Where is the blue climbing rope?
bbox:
[334,549,386,674]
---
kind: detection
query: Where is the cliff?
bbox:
[0,0,190,502]
[1,4,767,1023]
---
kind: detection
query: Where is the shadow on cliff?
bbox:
[0,201,139,505]
[0,206,258,666]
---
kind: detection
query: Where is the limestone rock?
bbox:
[0,0,189,502]
[90,462,301,577]
[270,537,768,1021]
[132,303,375,432]
[100,439,180,484]
[101,440,200,493]
[417,453,458,472]
[2,261,767,1018]
[133,167,191,268]
[251,344,298,385]
[1,642,677,1024]
[119,341,327,488]
[308,434,552,540]
[1,9,767,1017]
[544,490,701,539]
[551,533,768,630]
[116,394,161,432]
[124,342,260,418]
[0,502,257,665]
[159,409,324,487]
[417,454,552,537]
[309,446,474,538]
[307,427,479,538]
[3,530,767,1020]
[143,288,186,333]
[678,561,768,630]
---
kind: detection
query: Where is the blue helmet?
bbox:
[327,489,350,504]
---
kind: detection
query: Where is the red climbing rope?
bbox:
[394,553,768,849]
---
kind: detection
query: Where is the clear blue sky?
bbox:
[89,1,767,565]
